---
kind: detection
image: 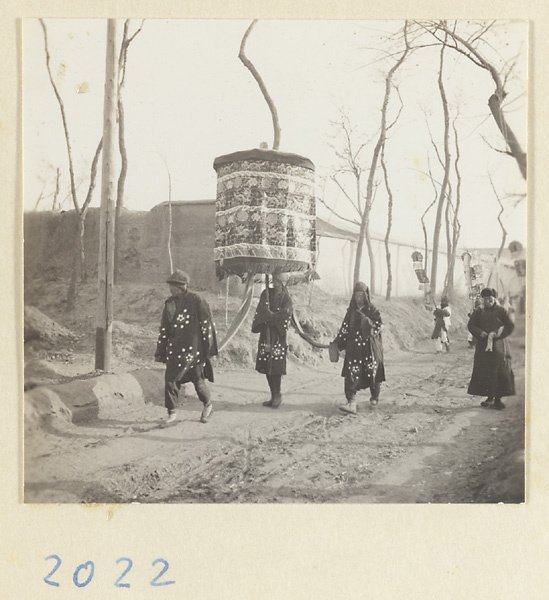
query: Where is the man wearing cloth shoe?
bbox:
[155,270,218,423]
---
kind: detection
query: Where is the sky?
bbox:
[23,19,528,249]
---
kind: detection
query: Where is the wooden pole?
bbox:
[95,19,119,370]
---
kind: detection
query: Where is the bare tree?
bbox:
[239,20,281,150]
[420,20,527,180]
[40,19,103,309]
[325,23,411,293]
[156,152,174,273]
[353,22,411,293]
[115,19,144,281]
[51,168,61,211]
[442,119,463,299]
[380,87,404,300]
[380,147,394,300]
[420,158,439,278]
[31,165,61,211]
[33,181,47,211]
[429,36,452,298]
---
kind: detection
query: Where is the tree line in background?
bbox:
[317,20,526,303]
[34,19,526,308]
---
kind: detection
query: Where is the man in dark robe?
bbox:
[467,287,515,409]
[155,270,218,423]
[252,273,293,408]
[335,282,386,414]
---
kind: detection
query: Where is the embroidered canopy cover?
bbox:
[213,148,316,278]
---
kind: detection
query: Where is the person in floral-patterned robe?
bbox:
[252,274,293,408]
[155,270,218,424]
[335,282,385,414]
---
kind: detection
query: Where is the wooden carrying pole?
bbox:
[95,19,119,370]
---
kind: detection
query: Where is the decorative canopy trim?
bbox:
[213,148,315,172]
[215,243,315,263]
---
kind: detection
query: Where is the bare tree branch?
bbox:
[40,19,80,214]
[488,173,508,261]
[422,20,527,179]
[331,174,362,218]
[317,196,361,227]
[239,20,281,150]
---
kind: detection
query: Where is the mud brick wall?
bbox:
[24,201,219,290]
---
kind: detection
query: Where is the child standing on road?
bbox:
[431,296,451,353]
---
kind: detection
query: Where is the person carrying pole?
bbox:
[252,272,293,408]
[155,270,218,424]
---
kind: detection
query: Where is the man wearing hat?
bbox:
[467,287,515,409]
[155,270,218,423]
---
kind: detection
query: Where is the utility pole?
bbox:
[95,19,119,370]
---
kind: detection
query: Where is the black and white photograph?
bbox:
[23,18,527,505]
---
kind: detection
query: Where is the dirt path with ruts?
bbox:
[24,316,525,504]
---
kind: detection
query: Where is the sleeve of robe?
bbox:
[467,308,485,339]
[335,310,351,351]
[198,296,218,358]
[358,306,382,338]
[154,301,173,362]
[495,307,515,340]
[270,292,293,336]
[251,290,271,334]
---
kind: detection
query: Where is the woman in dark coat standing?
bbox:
[335,282,386,414]
[467,287,515,409]
[252,273,293,408]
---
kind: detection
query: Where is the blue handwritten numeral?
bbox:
[73,561,94,588]
[44,554,62,587]
[150,559,175,587]
[115,557,133,588]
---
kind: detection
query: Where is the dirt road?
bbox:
[24,318,525,504]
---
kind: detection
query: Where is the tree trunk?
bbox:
[488,93,527,180]
[353,27,410,290]
[51,168,60,211]
[443,122,463,301]
[114,97,127,282]
[381,150,394,300]
[429,42,452,299]
[114,20,144,282]
[365,227,376,293]
[67,216,85,310]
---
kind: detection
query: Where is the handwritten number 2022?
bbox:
[44,555,175,588]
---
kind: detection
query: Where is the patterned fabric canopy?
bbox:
[213,148,317,278]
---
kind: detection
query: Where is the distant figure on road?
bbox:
[431,296,451,353]
[467,287,515,410]
[252,273,293,408]
[335,282,386,415]
[155,270,218,424]
[467,298,482,349]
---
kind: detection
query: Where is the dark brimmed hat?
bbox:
[166,270,190,286]
[480,287,497,298]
